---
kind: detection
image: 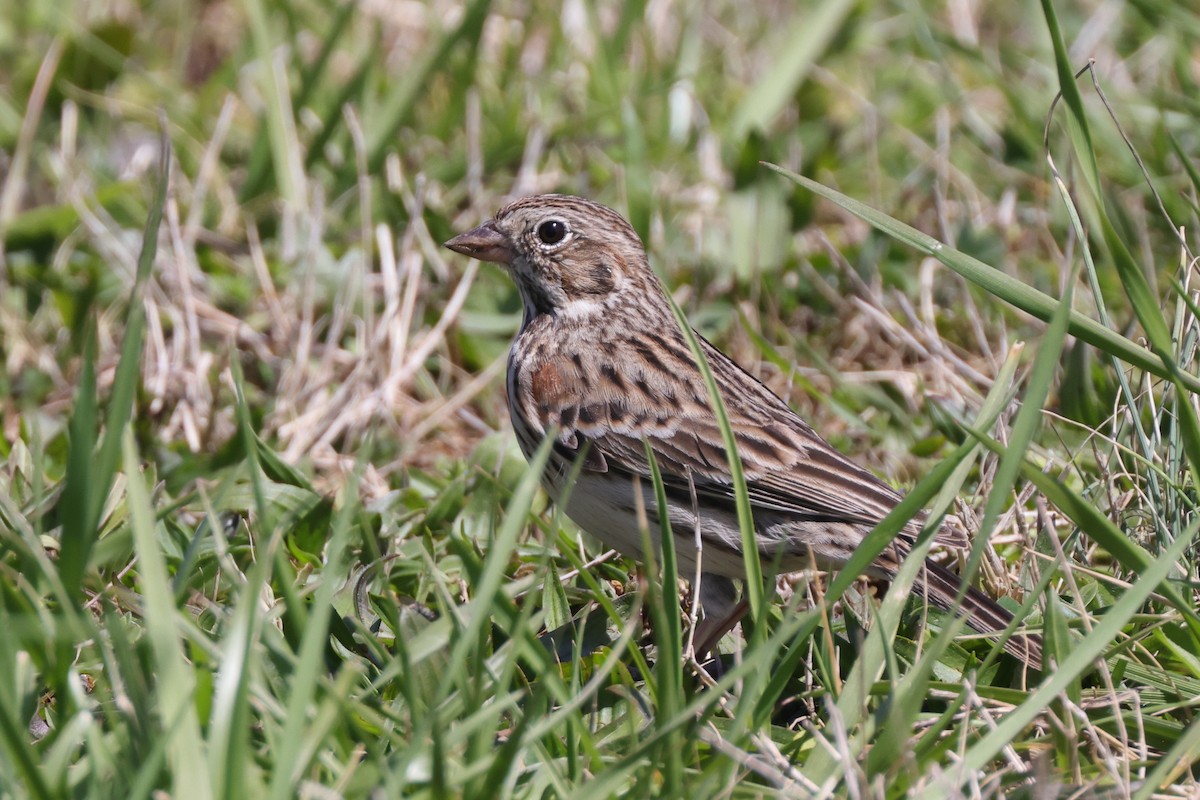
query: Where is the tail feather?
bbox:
[916,558,1043,668]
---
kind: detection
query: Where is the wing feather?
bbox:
[520,327,921,536]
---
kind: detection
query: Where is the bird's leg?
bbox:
[692,574,749,673]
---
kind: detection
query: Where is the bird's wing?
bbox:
[521,331,909,531]
[569,405,900,529]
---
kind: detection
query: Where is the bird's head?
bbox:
[445,194,663,323]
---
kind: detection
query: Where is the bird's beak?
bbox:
[444,219,515,264]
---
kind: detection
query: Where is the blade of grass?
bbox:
[60,125,169,600]
[1168,133,1200,200]
[762,162,1200,394]
[960,515,1200,775]
[803,346,1024,783]
[244,0,306,208]
[432,432,553,702]
[122,429,211,797]
[865,618,966,780]
[58,332,98,603]
[960,431,1200,638]
[267,481,357,798]
[1040,28,1200,495]
[644,442,684,795]
[662,296,765,636]
[240,0,359,201]
[729,0,855,139]
[662,293,776,743]
[1039,0,1100,199]
[969,171,1075,554]
[621,100,652,241]
[1134,715,1200,799]
[2,180,139,251]
[1097,209,1200,490]
[584,606,818,798]
[206,361,296,796]
[301,34,381,177]
[356,0,492,184]
[0,647,51,799]
[958,147,1081,678]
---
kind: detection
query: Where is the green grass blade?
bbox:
[803,346,1025,783]
[621,100,652,241]
[730,0,855,139]
[122,430,211,797]
[0,653,51,799]
[962,146,1081,671]
[1039,0,1100,198]
[357,0,492,183]
[302,34,381,176]
[662,295,765,636]
[60,128,169,599]
[762,163,1200,394]
[240,0,358,201]
[244,0,305,208]
[663,291,777,748]
[643,442,685,794]
[957,432,1200,639]
[267,489,357,798]
[433,433,553,703]
[1134,704,1200,798]
[1168,132,1200,199]
[58,331,99,601]
[961,516,1200,775]
[1096,209,1200,490]
[91,123,168,520]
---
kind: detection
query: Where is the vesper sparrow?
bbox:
[445,194,1042,668]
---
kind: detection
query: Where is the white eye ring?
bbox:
[536,219,569,246]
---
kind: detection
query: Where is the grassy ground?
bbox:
[2,0,1199,796]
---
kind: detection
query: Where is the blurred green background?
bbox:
[2,0,1199,796]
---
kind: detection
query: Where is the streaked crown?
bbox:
[447,194,664,319]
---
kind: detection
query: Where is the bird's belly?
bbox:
[553,471,752,579]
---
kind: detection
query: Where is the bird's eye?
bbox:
[537,219,568,245]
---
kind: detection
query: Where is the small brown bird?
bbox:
[445,194,1041,668]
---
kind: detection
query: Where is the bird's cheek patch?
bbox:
[561,259,615,296]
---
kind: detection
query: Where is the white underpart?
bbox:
[558,471,751,579]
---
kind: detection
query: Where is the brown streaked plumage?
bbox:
[445,194,1042,668]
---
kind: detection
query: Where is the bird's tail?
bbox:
[913,556,1043,669]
